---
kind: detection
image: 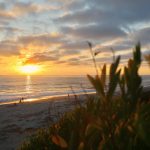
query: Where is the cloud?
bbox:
[0,26,21,32]
[61,49,81,55]
[0,40,20,56]
[22,51,60,65]
[133,27,150,45]
[61,24,126,40]
[11,2,39,16]
[55,60,66,64]
[66,57,87,66]
[0,10,14,22]
[0,2,14,23]
[59,41,88,55]
[18,33,64,47]
[0,0,150,73]
[67,57,80,62]
[89,0,150,21]
[54,0,150,47]
[60,41,87,50]
[64,0,87,12]
[0,26,22,38]
[55,8,106,25]
[9,1,62,18]
[83,0,150,25]
[55,0,150,27]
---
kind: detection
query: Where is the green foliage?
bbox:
[123,43,142,104]
[19,129,59,150]
[19,44,150,150]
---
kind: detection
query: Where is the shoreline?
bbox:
[1,85,150,106]
[0,91,95,106]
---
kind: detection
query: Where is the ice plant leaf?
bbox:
[51,135,68,148]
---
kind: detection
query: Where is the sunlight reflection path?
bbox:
[26,75,32,94]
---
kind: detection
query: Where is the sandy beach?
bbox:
[0,94,87,150]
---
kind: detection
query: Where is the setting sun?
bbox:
[19,65,40,74]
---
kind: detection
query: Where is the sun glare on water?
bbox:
[20,65,40,74]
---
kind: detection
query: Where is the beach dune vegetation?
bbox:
[20,43,150,150]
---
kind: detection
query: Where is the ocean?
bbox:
[0,75,150,104]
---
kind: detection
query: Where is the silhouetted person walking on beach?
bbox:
[19,97,24,103]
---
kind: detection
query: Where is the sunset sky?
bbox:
[0,0,150,75]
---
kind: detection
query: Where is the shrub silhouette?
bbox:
[19,44,150,150]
